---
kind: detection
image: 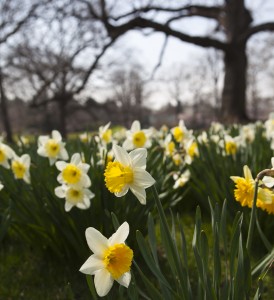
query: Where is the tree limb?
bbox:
[242,22,274,41]
[109,17,227,51]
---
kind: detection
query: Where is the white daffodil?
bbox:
[0,181,3,191]
[99,122,112,145]
[104,144,155,204]
[173,169,191,189]
[55,184,94,212]
[79,132,92,144]
[184,138,199,165]
[0,142,15,169]
[11,154,31,183]
[37,130,69,165]
[80,222,133,297]
[171,120,192,143]
[122,120,152,150]
[219,135,240,156]
[56,153,91,188]
[163,134,176,157]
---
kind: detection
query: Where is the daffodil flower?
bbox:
[230,165,272,208]
[99,122,112,144]
[56,153,91,188]
[37,130,69,165]
[54,184,94,211]
[80,222,133,297]
[0,142,15,169]
[104,144,155,204]
[122,120,152,150]
[0,181,3,191]
[171,120,192,143]
[11,154,31,184]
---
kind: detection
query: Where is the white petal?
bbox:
[52,130,62,141]
[131,120,140,132]
[54,186,66,198]
[80,163,90,173]
[122,139,133,151]
[71,153,81,164]
[21,154,30,167]
[133,169,155,188]
[262,176,274,188]
[85,227,109,256]
[113,144,131,166]
[56,161,67,171]
[81,174,91,188]
[60,148,69,160]
[129,184,146,204]
[115,186,129,197]
[65,202,73,211]
[116,272,131,288]
[129,148,147,169]
[49,157,56,165]
[37,147,46,157]
[271,157,274,169]
[109,222,129,245]
[79,254,104,275]
[85,189,95,199]
[94,269,114,297]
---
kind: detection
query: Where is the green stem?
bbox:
[246,179,259,253]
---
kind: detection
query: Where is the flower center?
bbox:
[173,127,184,142]
[167,141,175,154]
[133,131,146,147]
[45,139,60,157]
[67,187,83,203]
[103,243,133,279]
[234,178,253,207]
[225,141,237,155]
[104,161,133,193]
[102,129,112,143]
[62,164,82,184]
[0,149,6,163]
[12,161,26,179]
[188,142,198,158]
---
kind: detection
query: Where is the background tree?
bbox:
[6,15,114,137]
[71,0,274,122]
[0,0,41,142]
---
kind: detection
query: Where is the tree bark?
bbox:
[0,69,13,143]
[221,45,248,122]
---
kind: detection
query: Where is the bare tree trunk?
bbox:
[58,99,67,139]
[0,69,13,143]
[221,45,248,122]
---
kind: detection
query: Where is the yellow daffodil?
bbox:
[80,222,133,297]
[171,120,192,143]
[230,165,272,208]
[104,144,155,204]
[54,184,94,212]
[56,153,91,188]
[11,154,31,184]
[37,130,68,165]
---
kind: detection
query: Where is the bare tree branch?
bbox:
[242,22,274,41]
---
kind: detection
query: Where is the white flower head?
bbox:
[104,144,155,204]
[184,138,199,165]
[0,142,15,169]
[80,222,133,297]
[55,184,94,212]
[173,169,191,189]
[56,153,91,188]
[11,154,31,183]
[99,122,112,145]
[171,120,192,143]
[37,130,69,165]
[122,120,152,150]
